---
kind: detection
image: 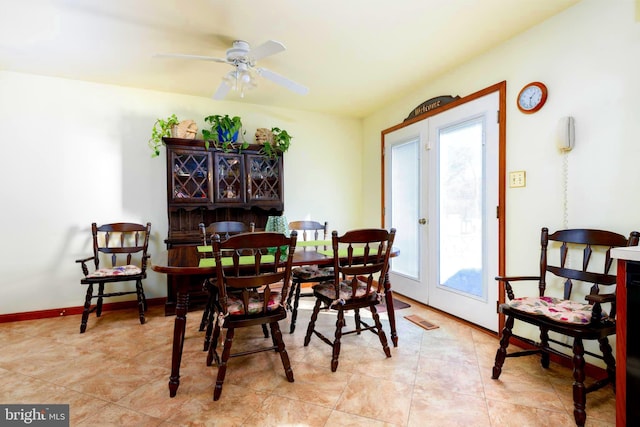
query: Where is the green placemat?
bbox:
[199,254,275,267]
[317,247,368,257]
[298,240,331,247]
[200,241,329,251]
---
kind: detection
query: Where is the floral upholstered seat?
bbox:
[312,278,374,303]
[292,265,333,280]
[226,291,283,315]
[86,265,142,278]
[506,296,602,325]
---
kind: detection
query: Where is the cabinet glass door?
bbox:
[246,154,282,203]
[214,152,245,203]
[170,150,211,202]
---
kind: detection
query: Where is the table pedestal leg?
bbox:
[384,271,398,347]
[169,287,189,397]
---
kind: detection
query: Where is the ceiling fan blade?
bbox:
[213,81,231,100]
[154,53,229,64]
[257,67,309,95]
[249,40,286,61]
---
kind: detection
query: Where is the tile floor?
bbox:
[0,295,616,426]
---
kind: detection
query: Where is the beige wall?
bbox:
[363,0,640,363]
[0,71,362,313]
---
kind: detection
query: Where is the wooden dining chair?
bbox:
[286,220,334,333]
[492,227,639,427]
[76,222,151,333]
[304,228,396,371]
[206,230,298,400]
[201,221,255,245]
[199,221,255,350]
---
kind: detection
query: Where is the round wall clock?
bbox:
[517,82,548,114]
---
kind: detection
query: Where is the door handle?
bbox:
[418,218,427,225]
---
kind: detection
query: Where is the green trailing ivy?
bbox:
[148,114,179,157]
[262,127,292,159]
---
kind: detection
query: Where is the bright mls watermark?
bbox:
[1,405,69,426]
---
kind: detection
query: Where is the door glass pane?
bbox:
[391,139,420,279]
[438,120,484,298]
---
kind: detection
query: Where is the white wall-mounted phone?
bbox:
[556,116,575,152]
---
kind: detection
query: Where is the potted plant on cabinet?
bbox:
[202,114,248,151]
[261,127,292,159]
[148,114,179,157]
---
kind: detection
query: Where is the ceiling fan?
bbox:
[155,39,309,100]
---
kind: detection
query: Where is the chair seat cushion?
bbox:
[507,296,603,325]
[292,266,334,280]
[313,279,373,302]
[226,292,282,315]
[87,265,142,278]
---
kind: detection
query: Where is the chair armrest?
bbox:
[585,293,615,304]
[75,256,95,277]
[495,275,541,301]
[495,275,540,282]
[585,293,616,324]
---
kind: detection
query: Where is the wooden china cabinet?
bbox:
[162,137,284,314]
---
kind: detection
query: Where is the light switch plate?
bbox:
[509,171,526,188]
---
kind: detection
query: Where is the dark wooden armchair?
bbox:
[304,228,396,371]
[492,227,639,426]
[76,222,151,333]
[286,220,333,333]
[206,231,298,400]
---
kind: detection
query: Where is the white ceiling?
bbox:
[0,0,580,118]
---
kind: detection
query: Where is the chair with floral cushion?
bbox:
[199,221,255,350]
[206,230,297,400]
[304,228,396,372]
[286,220,334,333]
[492,227,639,427]
[76,222,151,333]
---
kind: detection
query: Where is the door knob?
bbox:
[418,218,427,225]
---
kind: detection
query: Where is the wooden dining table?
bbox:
[151,241,400,397]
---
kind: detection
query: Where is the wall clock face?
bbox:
[517,82,547,114]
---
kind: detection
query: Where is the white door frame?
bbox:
[381,82,506,331]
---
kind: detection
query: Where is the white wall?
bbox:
[0,71,362,314]
[363,0,640,363]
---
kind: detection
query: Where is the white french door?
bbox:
[384,121,429,303]
[384,90,500,331]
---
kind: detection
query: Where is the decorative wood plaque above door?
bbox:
[404,95,460,121]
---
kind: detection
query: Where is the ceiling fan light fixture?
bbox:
[157,38,306,100]
[223,67,256,98]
